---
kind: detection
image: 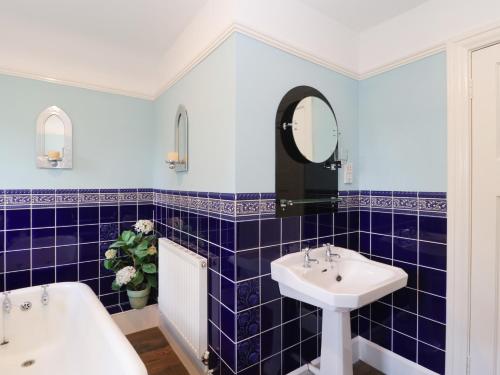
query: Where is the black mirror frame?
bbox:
[275,86,339,217]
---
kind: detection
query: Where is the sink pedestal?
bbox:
[311,310,353,375]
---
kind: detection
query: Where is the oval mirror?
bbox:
[43,114,65,157]
[291,96,338,163]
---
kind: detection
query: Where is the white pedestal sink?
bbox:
[271,245,407,375]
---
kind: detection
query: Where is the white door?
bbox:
[470,43,500,374]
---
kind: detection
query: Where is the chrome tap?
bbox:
[303,247,319,268]
[41,285,49,306]
[2,292,11,314]
[325,243,341,262]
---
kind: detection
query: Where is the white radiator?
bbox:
[158,238,208,359]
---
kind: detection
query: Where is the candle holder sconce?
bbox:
[165,105,188,172]
[36,106,73,169]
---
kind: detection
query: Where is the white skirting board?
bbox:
[112,304,159,335]
[289,336,438,375]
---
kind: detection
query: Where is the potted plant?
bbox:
[103,220,158,309]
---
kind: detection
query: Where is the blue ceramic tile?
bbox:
[371,234,392,258]
[236,221,259,251]
[198,215,209,241]
[419,241,446,270]
[282,344,300,374]
[348,232,359,250]
[236,249,259,281]
[209,322,221,355]
[221,220,235,251]
[56,207,78,226]
[301,311,318,340]
[100,293,119,307]
[138,204,154,220]
[79,260,99,280]
[220,248,235,281]
[359,232,370,253]
[261,353,281,375]
[56,263,78,282]
[371,301,392,328]
[260,246,280,275]
[334,211,348,234]
[6,270,30,290]
[371,321,391,350]
[237,335,260,371]
[6,229,31,251]
[419,267,446,297]
[393,331,417,362]
[261,326,281,359]
[282,318,300,348]
[371,212,392,235]
[282,216,300,243]
[56,226,77,246]
[394,287,418,313]
[209,244,221,273]
[333,234,347,248]
[418,342,445,374]
[120,204,137,222]
[32,208,55,228]
[419,216,447,244]
[79,206,98,225]
[6,250,30,271]
[348,210,359,232]
[282,241,300,256]
[261,299,281,331]
[260,218,280,246]
[393,307,417,337]
[79,242,99,262]
[209,217,221,245]
[79,224,99,243]
[32,227,55,248]
[302,215,317,239]
[220,331,236,371]
[283,297,300,322]
[237,307,260,341]
[208,269,220,300]
[6,209,30,230]
[394,213,417,239]
[32,247,55,268]
[209,296,221,327]
[359,210,370,232]
[419,292,446,323]
[221,277,235,311]
[393,237,417,264]
[419,317,446,350]
[32,267,55,286]
[301,335,318,364]
[394,261,417,289]
[318,214,333,237]
[56,245,78,265]
[260,275,280,303]
[237,279,259,311]
[359,317,370,340]
[220,305,236,341]
[100,205,118,223]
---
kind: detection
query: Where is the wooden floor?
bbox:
[127,328,189,375]
[127,328,383,375]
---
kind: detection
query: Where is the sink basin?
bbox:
[271,245,407,375]
[271,246,407,311]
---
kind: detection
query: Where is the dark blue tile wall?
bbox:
[0,189,155,313]
[153,189,446,375]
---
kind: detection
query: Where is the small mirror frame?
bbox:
[174,105,188,172]
[36,106,73,169]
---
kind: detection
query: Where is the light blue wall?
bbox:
[153,35,236,192]
[234,33,359,192]
[0,74,154,188]
[358,52,447,192]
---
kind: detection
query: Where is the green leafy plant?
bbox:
[103,220,158,291]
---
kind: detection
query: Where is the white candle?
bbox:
[47,150,61,160]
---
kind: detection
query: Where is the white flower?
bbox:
[147,245,157,255]
[116,266,136,286]
[134,220,154,234]
[105,249,117,259]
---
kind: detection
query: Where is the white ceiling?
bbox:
[0,0,207,97]
[300,0,430,31]
[0,0,436,98]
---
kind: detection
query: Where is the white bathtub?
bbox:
[0,282,147,375]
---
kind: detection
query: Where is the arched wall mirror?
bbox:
[36,106,73,169]
[276,86,341,217]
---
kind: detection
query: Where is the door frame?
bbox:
[447,23,500,375]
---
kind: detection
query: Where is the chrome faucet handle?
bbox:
[41,285,49,306]
[303,247,319,268]
[2,292,12,314]
[325,243,341,262]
